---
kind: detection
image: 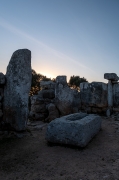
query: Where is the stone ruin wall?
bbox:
[1,49,119,131]
[29,73,119,122]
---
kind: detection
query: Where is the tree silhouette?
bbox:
[30,69,51,96]
[68,75,88,90]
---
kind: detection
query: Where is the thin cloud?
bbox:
[0,17,93,72]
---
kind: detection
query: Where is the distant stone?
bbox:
[106,109,111,117]
[104,73,119,81]
[0,73,5,85]
[40,81,55,90]
[55,76,81,116]
[56,76,67,86]
[113,84,119,107]
[42,89,55,99]
[80,82,107,108]
[30,96,44,105]
[3,49,32,131]
[46,112,102,147]
[31,104,46,113]
[45,103,59,122]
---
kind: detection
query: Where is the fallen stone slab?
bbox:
[46,112,102,147]
[104,73,119,81]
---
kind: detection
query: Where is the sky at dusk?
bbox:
[0,0,119,83]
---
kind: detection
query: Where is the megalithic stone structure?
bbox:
[3,49,32,131]
[108,80,113,107]
[104,73,119,116]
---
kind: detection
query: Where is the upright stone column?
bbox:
[104,73,119,116]
[108,80,113,107]
[55,76,81,116]
[3,49,32,131]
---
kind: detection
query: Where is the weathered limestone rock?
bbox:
[104,73,119,81]
[3,49,32,131]
[30,82,56,121]
[0,73,5,85]
[45,103,59,122]
[0,109,3,117]
[40,81,55,90]
[55,76,81,116]
[113,84,119,107]
[108,80,113,107]
[31,95,44,105]
[31,104,46,113]
[80,82,107,108]
[0,88,4,100]
[106,109,111,117]
[42,89,55,99]
[29,111,45,121]
[46,112,102,147]
[56,76,67,86]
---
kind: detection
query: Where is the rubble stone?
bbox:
[45,103,59,122]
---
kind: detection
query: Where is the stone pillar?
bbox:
[3,49,32,131]
[104,73,119,116]
[56,76,67,86]
[108,80,113,107]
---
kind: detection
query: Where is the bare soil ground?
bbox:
[0,116,119,180]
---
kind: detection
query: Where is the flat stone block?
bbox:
[46,112,102,147]
[104,73,119,81]
[40,81,55,90]
[80,82,107,108]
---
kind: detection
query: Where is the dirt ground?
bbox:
[0,116,119,180]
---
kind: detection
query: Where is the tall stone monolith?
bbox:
[3,49,32,131]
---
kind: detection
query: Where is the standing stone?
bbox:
[108,80,113,107]
[55,76,81,116]
[3,49,32,131]
[113,83,119,107]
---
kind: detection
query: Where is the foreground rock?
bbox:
[3,49,32,131]
[46,112,102,147]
